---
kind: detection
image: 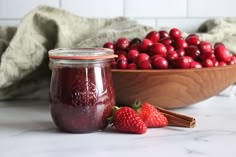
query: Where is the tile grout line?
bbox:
[0,18,21,20]
[123,0,126,16]
[59,0,62,8]
[186,0,189,17]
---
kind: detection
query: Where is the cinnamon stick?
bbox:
[156,107,196,128]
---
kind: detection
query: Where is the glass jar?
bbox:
[48,48,117,133]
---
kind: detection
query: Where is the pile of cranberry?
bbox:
[103,28,236,69]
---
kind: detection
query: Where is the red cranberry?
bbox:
[214,42,225,48]
[103,42,115,50]
[115,50,127,56]
[190,61,202,68]
[139,60,152,69]
[135,53,150,66]
[186,45,200,60]
[148,43,167,57]
[129,44,140,51]
[117,59,128,69]
[127,49,139,63]
[145,31,160,43]
[174,38,188,49]
[140,39,153,52]
[130,38,142,46]
[151,56,168,69]
[202,59,214,67]
[176,48,186,57]
[115,38,130,50]
[214,45,232,62]
[175,56,191,69]
[212,59,219,67]
[127,63,137,69]
[169,28,182,40]
[166,51,179,62]
[199,41,213,60]
[159,30,170,39]
[159,37,172,46]
[117,54,128,62]
[218,61,227,66]
[185,56,194,64]
[111,61,117,69]
[227,56,236,65]
[166,45,175,52]
[185,34,200,46]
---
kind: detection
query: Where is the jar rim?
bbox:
[48,48,117,60]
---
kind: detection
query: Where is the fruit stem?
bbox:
[132,99,142,112]
[107,106,120,125]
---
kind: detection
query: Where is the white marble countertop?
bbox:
[0,95,236,157]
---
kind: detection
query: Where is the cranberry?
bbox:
[202,59,214,67]
[159,37,172,46]
[148,43,167,57]
[214,42,225,48]
[199,41,213,60]
[115,37,130,50]
[145,31,160,43]
[190,61,202,68]
[227,56,236,65]
[159,30,170,39]
[175,56,191,69]
[127,63,137,69]
[135,53,150,66]
[111,61,117,69]
[185,34,200,46]
[139,60,152,69]
[129,44,140,51]
[151,55,168,69]
[218,61,227,66]
[214,45,232,62]
[166,45,175,52]
[185,56,194,64]
[176,48,186,57]
[166,51,179,62]
[130,38,142,46]
[103,42,115,50]
[174,38,188,49]
[186,45,200,60]
[117,54,128,62]
[115,50,127,56]
[212,59,219,67]
[140,39,153,52]
[117,59,128,69]
[169,28,182,40]
[127,49,139,63]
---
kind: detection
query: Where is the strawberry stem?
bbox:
[132,99,142,112]
[107,106,120,125]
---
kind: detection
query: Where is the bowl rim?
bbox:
[112,64,236,73]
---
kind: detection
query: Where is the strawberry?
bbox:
[133,101,168,128]
[109,106,147,134]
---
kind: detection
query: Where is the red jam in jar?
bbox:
[48,48,117,133]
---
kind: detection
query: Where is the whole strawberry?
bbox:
[133,101,168,128]
[109,106,147,134]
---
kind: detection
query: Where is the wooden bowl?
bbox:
[112,64,236,109]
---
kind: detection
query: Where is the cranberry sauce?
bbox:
[49,62,115,133]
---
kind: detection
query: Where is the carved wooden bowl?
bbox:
[112,64,236,109]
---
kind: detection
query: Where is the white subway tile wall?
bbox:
[0,0,236,32]
[0,0,59,18]
[61,0,124,17]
